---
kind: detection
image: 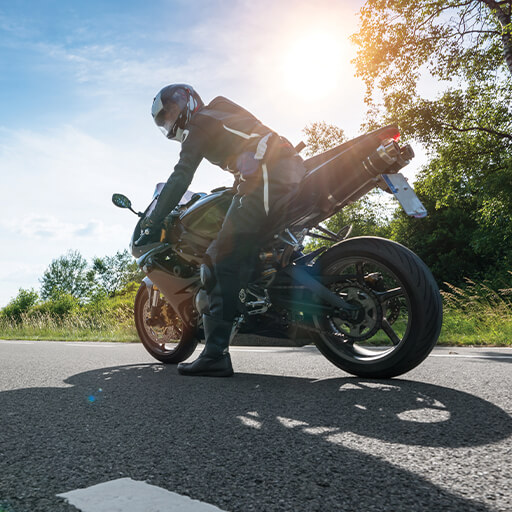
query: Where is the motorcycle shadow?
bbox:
[2,364,510,512]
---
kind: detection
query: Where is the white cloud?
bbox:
[2,216,122,242]
[8,0,367,138]
[0,121,232,307]
[0,261,47,306]
[33,40,190,92]
[0,0,377,308]
[0,261,46,283]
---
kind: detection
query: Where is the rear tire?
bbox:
[134,283,198,363]
[311,237,442,378]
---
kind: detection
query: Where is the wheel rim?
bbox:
[141,295,184,356]
[314,257,412,364]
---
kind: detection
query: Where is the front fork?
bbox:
[149,286,160,318]
[142,277,162,325]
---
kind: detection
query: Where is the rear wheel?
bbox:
[134,283,198,363]
[311,237,442,378]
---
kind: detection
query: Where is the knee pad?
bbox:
[200,263,216,293]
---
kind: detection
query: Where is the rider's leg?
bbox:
[177,156,306,377]
[176,313,236,377]
[177,192,264,377]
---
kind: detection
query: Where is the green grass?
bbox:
[0,311,138,342]
[1,279,511,346]
[0,286,140,342]
[439,310,512,346]
[437,279,512,346]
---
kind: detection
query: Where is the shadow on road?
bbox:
[1,365,511,511]
[467,350,512,362]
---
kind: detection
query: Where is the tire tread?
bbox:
[312,236,442,378]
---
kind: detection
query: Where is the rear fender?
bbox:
[312,237,362,271]
[311,236,402,277]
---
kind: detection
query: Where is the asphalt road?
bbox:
[0,340,511,512]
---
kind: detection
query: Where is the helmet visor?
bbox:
[154,104,181,138]
[152,88,188,139]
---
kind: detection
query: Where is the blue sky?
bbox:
[0,0,424,306]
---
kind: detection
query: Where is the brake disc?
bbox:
[144,300,180,339]
[384,297,401,325]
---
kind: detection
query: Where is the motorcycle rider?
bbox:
[140,84,306,377]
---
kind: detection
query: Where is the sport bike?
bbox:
[113,125,442,378]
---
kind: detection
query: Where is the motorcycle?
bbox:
[113,125,442,378]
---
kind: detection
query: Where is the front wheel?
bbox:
[134,283,198,363]
[311,237,442,378]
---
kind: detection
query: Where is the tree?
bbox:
[92,250,143,296]
[352,1,512,136]
[390,129,512,283]
[303,121,347,157]
[40,250,93,300]
[39,248,142,302]
[352,0,512,284]
[303,121,393,252]
[351,0,512,146]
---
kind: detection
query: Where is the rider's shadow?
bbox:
[1,365,511,512]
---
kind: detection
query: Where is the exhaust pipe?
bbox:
[362,139,400,174]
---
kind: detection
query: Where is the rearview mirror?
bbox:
[112,193,132,209]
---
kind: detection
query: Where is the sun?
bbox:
[281,31,346,100]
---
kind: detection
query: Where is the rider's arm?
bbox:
[148,125,209,224]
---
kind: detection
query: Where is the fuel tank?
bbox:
[179,187,233,240]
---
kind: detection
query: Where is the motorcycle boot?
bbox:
[177,314,234,377]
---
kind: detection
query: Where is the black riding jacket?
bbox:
[150,96,295,223]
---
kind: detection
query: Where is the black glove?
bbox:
[140,215,156,230]
[134,216,161,246]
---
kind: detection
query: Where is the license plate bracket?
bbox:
[382,173,427,218]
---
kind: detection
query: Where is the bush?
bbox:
[33,293,80,318]
[1,288,39,322]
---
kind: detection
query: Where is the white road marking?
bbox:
[57,478,227,512]
[429,353,512,359]
[230,347,291,352]
[231,346,512,359]
[2,339,512,359]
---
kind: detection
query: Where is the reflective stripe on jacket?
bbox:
[150,96,295,222]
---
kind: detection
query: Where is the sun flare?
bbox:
[281,31,346,100]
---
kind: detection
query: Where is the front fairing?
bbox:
[130,218,165,259]
[129,183,197,259]
[129,183,166,258]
